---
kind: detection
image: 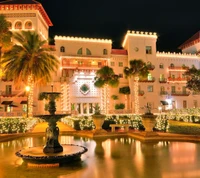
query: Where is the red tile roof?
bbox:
[111,49,128,55]
[0,0,53,26]
[179,31,200,50]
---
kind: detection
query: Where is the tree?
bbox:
[0,15,12,78]
[1,31,59,117]
[94,66,119,114]
[124,59,149,114]
[184,66,200,92]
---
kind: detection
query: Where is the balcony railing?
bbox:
[147,64,155,70]
[138,90,144,96]
[62,63,106,69]
[139,77,155,83]
[160,91,168,95]
[168,66,189,71]
[1,91,26,97]
[170,91,190,96]
[159,78,167,83]
[192,91,200,95]
[167,77,187,82]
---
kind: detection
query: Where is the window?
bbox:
[183,100,187,109]
[103,49,107,55]
[147,73,152,81]
[60,46,65,52]
[171,86,176,93]
[86,48,91,55]
[170,63,174,68]
[6,85,12,95]
[15,21,22,29]
[194,100,198,108]
[147,85,153,92]
[146,46,152,54]
[159,63,164,69]
[119,74,123,78]
[25,21,32,29]
[119,62,123,67]
[77,48,83,55]
[110,62,115,66]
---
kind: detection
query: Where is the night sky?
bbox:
[39,0,200,52]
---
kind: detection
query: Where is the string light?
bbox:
[134,76,139,114]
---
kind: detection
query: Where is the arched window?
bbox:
[25,21,32,29]
[86,48,91,55]
[159,63,164,69]
[60,46,65,52]
[77,48,82,55]
[7,21,12,29]
[15,21,22,29]
[103,49,107,55]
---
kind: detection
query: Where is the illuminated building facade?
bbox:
[0,0,200,116]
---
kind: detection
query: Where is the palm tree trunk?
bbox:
[27,75,34,117]
[134,76,139,114]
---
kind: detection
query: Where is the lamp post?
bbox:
[25,86,30,117]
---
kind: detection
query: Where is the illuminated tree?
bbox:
[184,65,200,92]
[1,31,59,117]
[124,59,149,114]
[94,66,119,114]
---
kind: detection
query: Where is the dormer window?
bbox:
[86,48,91,55]
[77,48,83,55]
[60,46,65,52]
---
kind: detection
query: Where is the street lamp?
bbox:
[25,86,30,117]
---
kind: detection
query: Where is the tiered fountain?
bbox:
[15,91,87,167]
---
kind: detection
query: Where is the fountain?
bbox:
[15,91,87,167]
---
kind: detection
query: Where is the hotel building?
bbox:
[0,0,200,116]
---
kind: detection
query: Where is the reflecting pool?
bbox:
[1,135,200,178]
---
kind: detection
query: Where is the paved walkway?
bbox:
[31,121,75,133]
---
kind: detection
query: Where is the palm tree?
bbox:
[94,66,119,114]
[0,14,12,78]
[124,59,149,114]
[1,31,59,117]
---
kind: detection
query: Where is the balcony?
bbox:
[160,91,168,95]
[62,62,106,69]
[1,91,26,97]
[147,64,155,70]
[168,66,189,71]
[167,77,187,83]
[138,90,145,96]
[139,77,155,83]
[192,91,200,95]
[170,91,190,96]
[159,78,167,83]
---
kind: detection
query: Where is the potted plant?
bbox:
[141,103,157,132]
[92,104,106,130]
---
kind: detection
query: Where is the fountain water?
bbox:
[15,91,87,167]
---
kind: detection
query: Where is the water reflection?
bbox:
[0,136,200,178]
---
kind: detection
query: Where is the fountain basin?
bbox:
[16,144,88,165]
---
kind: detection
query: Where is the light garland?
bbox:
[134,76,139,114]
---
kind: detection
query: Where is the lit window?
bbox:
[86,48,91,55]
[159,63,164,69]
[147,73,152,81]
[147,85,153,92]
[111,62,115,66]
[25,21,32,29]
[15,21,22,29]
[60,46,65,52]
[119,62,123,67]
[103,49,107,55]
[77,48,83,55]
[146,46,152,54]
